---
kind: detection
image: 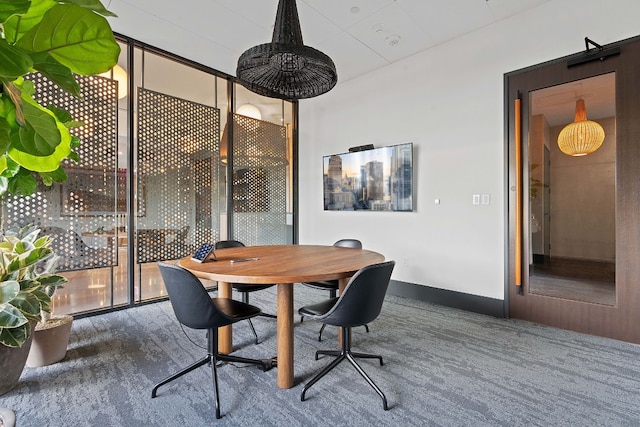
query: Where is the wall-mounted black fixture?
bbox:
[567,37,620,68]
[348,144,374,152]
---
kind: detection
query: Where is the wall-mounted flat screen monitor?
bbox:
[323,143,413,211]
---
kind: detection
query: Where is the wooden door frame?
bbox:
[504,35,640,344]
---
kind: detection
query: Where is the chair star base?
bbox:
[151,326,273,419]
[300,327,389,410]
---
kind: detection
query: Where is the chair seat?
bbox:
[302,280,338,291]
[213,297,261,321]
[232,283,274,292]
[298,297,338,318]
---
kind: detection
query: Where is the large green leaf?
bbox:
[17,4,121,75]
[47,103,73,123]
[60,0,117,18]
[7,169,37,196]
[31,288,51,312]
[0,0,31,23]
[39,166,68,186]
[0,118,12,153]
[15,100,61,156]
[0,39,33,80]
[0,321,30,347]
[7,96,72,172]
[0,280,20,304]
[7,247,51,273]
[30,52,81,97]
[0,301,28,328]
[3,0,57,44]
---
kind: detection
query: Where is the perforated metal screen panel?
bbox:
[3,74,119,272]
[232,114,287,246]
[136,89,220,263]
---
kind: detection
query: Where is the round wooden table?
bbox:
[179,244,385,389]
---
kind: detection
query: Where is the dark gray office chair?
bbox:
[301,239,369,341]
[152,262,273,419]
[299,260,395,410]
[214,240,276,344]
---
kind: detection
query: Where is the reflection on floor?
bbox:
[51,249,164,316]
[52,248,219,316]
[529,257,615,306]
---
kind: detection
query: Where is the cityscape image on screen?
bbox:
[323,143,413,211]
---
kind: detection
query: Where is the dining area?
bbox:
[157,242,393,418]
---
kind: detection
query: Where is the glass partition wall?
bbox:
[1,37,296,316]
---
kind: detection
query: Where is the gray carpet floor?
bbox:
[3,285,640,426]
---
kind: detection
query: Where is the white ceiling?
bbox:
[108,0,552,83]
[107,0,617,166]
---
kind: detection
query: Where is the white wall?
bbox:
[298,0,640,300]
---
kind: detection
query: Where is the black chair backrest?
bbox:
[321,261,395,328]
[158,262,232,329]
[215,240,245,250]
[334,239,362,249]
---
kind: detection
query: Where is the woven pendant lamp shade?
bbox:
[557,99,605,156]
[236,0,337,100]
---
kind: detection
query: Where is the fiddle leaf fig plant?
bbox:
[0,0,120,197]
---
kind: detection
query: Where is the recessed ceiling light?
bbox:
[350,6,360,14]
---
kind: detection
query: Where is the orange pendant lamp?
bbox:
[557,98,605,156]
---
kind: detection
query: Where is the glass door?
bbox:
[506,36,640,344]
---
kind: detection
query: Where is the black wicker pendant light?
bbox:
[236,0,338,100]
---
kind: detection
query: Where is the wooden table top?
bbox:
[179,244,385,284]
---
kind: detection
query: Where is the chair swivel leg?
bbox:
[317,323,327,341]
[349,351,383,366]
[341,327,388,410]
[300,353,346,402]
[151,356,210,398]
[246,318,259,345]
[210,351,222,419]
[345,352,388,410]
[240,291,260,344]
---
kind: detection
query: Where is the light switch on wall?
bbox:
[472,194,480,205]
[481,194,490,205]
